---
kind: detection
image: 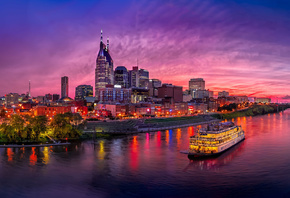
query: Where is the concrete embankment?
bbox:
[84,115,219,135]
[136,120,219,133]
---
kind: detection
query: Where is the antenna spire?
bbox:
[106,37,109,50]
[29,80,31,98]
[100,29,103,42]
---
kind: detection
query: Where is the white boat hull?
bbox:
[188,133,245,157]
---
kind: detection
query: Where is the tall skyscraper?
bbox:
[128,66,149,88]
[138,69,149,88]
[128,66,139,88]
[189,78,205,98]
[95,30,114,100]
[189,78,205,90]
[61,76,69,98]
[114,66,129,88]
[75,85,93,101]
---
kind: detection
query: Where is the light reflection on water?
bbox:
[1,110,290,197]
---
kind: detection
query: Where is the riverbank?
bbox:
[137,115,218,133]
[136,119,219,133]
[84,115,218,135]
[0,142,70,148]
[211,104,290,120]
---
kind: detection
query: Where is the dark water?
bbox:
[1,110,290,198]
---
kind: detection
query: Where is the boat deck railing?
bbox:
[190,130,244,141]
[189,131,243,146]
[198,126,240,134]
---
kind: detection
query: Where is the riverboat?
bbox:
[188,121,245,158]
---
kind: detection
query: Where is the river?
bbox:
[1,110,290,198]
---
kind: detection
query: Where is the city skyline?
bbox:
[1,0,290,99]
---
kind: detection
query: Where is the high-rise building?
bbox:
[189,78,205,90]
[128,66,139,88]
[138,69,149,88]
[158,84,183,104]
[98,85,131,103]
[114,66,129,88]
[36,96,45,104]
[0,97,5,106]
[208,91,214,98]
[189,78,205,98]
[75,85,93,101]
[128,66,150,88]
[18,94,27,103]
[5,93,19,107]
[45,93,53,102]
[61,76,69,98]
[218,91,229,97]
[53,94,60,101]
[149,79,162,97]
[95,30,114,100]
[151,79,162,88]
[131,88,150,103]
[195,90,209,98]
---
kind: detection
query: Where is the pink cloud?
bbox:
[1,0,290,99]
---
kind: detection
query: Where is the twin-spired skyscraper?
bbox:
[95,30,114,100]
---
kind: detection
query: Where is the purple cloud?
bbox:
[0,0,290,98]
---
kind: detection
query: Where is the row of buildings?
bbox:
[0,30,272,119]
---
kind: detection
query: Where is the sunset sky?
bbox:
[1,0,290,99]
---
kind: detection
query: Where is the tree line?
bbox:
[0,113,82,143]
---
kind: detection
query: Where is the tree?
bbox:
[72,113,83,125]
[0,123,17,142]
[0,114,50,142]
[50,114,82,139]
[24,123,33,141]
[31,116,48,141]
[10,115,25,140]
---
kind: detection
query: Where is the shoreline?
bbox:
[135,119,220,133]
[3,107,288,145]
[212,105,290,120]
[85,107,289,135]
[84,119,220,135]
[0,142,71,148]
